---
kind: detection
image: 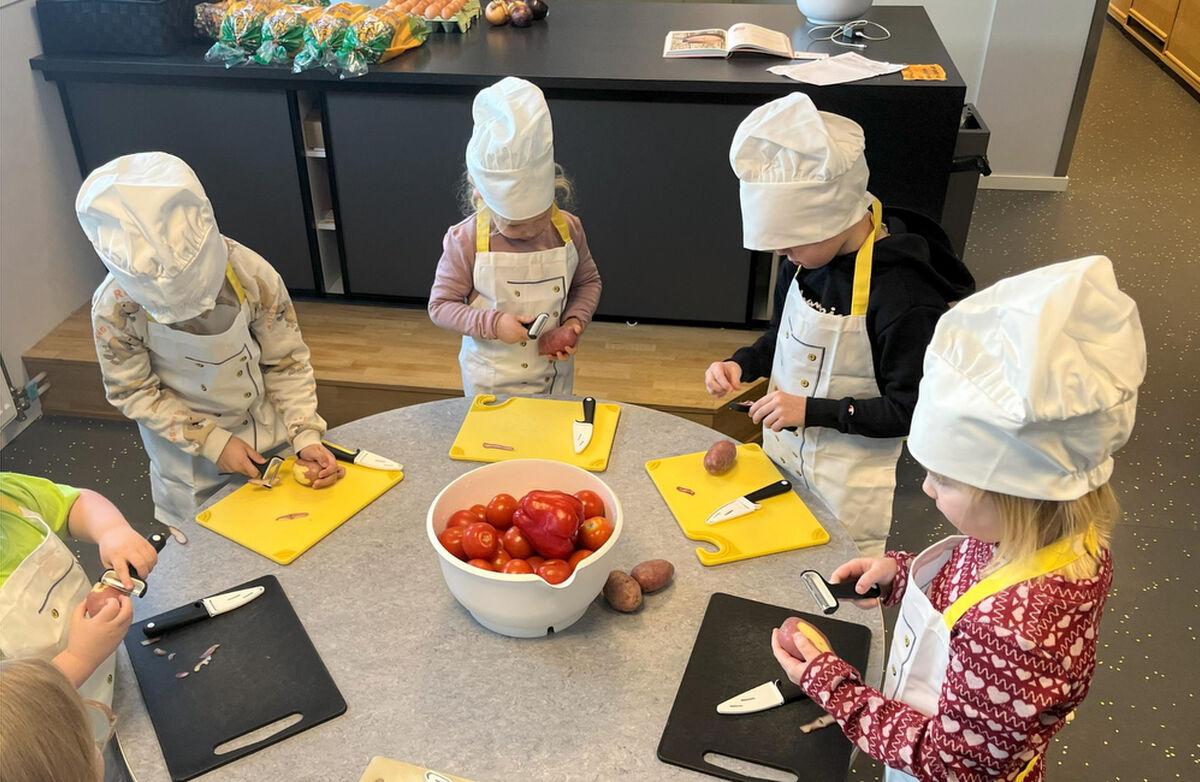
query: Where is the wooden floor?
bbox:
[24,302,768,440]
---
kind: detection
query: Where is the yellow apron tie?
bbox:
[849,199,883,317]
[476,204,570,254]
[143,262,246,323]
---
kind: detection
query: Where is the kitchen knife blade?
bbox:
[573,397,596,454]
[322,440,404,472]
[705,479,793,525]
[716,677,806,714]
[98,529,170,598]
[141,586,265,637]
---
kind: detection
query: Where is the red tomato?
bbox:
[437,526,467,560]
[578,516,614,551]
[490,549,512,570]
[502,558,534,575]
[574,490,606,520]
[470,504,488,522]
[486,493,518,530]
[447,509,479,529]
[467,558,496,572]
[527,555,546,571]
[502,526,535,559]
[567,549,593,569]
[536,559,572,585]
[461,522,499,560]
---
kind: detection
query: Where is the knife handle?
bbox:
[321,440,358,463]
[142,601,208,637]
[746,480,792,503]
[581,396,596,423]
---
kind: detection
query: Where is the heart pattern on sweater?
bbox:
[941,714,961,733]
[987,719,1003,732]
[1070,637,1084,656]
[867,696,884,713]
[1015,668,1032,681]
[991,654,1007,669]
[987,686,1011,704]
[988,743,1010,760]
[962,703,979,718]
[965,671,985,689]
[1057,615,1071,629]
[1013,699,1038,718]
[1011,606,1025,622]
[963,729,985,747]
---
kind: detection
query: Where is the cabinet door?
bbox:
[1130,0,1181,37]
[1165,0,1200,80]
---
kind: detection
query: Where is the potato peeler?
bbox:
[98,527,180,598]
[801,570,881,614]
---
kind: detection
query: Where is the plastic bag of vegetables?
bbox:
[332,8,429,79]
[253,4,326,65]
[291,1,369,72]
[204,1,279,67]
[194,2,230,40]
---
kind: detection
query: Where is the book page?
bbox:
[663,29,728,58]
[726,23,792,57]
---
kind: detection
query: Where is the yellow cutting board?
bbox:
[357,757,474,782]
[195,457,403,565]
[645,443,828,566]
[448,395,620,471]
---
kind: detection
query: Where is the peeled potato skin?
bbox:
[703,441,737,475]
[779,616,833,657]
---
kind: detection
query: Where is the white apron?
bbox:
[459,206,579,396]
[880,533,1091,781]
[0,504,115,705]
[762,200,903,557]
[140,264,286,526]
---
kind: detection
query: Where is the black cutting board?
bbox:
[124,575,346,781]
[658,592,872,782]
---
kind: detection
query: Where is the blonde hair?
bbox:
[457,164,577,216]
[932,473,1118,581]
[0,657,99,782]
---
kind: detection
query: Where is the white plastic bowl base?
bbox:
[427,459,623,638]
[796,0,873,25]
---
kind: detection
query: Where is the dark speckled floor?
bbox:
[1,19,1195,782]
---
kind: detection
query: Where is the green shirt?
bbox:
[0,472,80,588]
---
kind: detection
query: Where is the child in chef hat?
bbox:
[706,92,975,558]
[77,152,344,529]
[772,256,1145,782]
[428,76,602,396]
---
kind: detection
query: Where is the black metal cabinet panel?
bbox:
[62,82,316,291]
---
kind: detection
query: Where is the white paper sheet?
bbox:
[768,52,905,86]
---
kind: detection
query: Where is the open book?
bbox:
[663,23,797,59]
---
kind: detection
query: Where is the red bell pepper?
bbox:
[513,490,584,559]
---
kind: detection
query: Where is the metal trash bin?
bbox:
[941,104,991,260]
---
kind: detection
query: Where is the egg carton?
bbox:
[421,0,480,32]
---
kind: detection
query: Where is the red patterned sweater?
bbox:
[797,537,1112,781]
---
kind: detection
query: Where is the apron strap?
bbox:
[475,204,571,255]
[143,262,246,324]
[849,199,883,317]
[942,529,1095,630]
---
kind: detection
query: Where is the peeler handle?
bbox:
[826,580,882,600]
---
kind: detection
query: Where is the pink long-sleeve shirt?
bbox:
[797,538,1112,781]
[428,210,602,339]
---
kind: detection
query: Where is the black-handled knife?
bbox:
[705,479,793,525]
[141,585,265,637]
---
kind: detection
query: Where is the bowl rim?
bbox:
[426,459,624,589]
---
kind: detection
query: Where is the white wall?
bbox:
[876,0,995,105]
[0,0,104,386]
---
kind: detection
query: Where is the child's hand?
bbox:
[750,390,806,431]
[771,626,827,686]
[496,313,535,344]
[704,361,742,397]
[56,596,133,686]
[218,436,266,478]
[831,557,899,609]
[97,525,158,589]
[297,444,347,488]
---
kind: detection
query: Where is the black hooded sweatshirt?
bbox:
[729,207,976,439]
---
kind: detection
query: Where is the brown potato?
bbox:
[703,440,737,475]
[779,616,832,657]
[85,582,122,617]
[537,325,579,357]
[630,559,674,593]
[603,570,643,612]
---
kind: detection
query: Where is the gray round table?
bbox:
[113,398,885,781]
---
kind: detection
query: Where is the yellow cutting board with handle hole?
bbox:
[357,757,474,782]
[448,395,620,471]
[645,443,828,566]
[196,457,403,565]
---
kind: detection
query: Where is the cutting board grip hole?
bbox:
[213,712,303,756]
[701,752,798,782]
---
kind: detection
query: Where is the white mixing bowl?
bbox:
[426,459,623,638]
[797,0,873,25]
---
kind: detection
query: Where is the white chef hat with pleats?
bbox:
[908,255,1146,501]
[730,92,873,251]
[76,152,227,324]
[466,77,555,221]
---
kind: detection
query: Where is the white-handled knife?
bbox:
[573,397,596,454]
[716,677,806,714]
[705,479,792,525]
[141,586,264,636]
[322,440,403,472]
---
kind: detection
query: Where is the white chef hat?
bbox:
[730,92,873,251]
[466,77,556,221]
[908,256,1146,501]
[76,152,227,324]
